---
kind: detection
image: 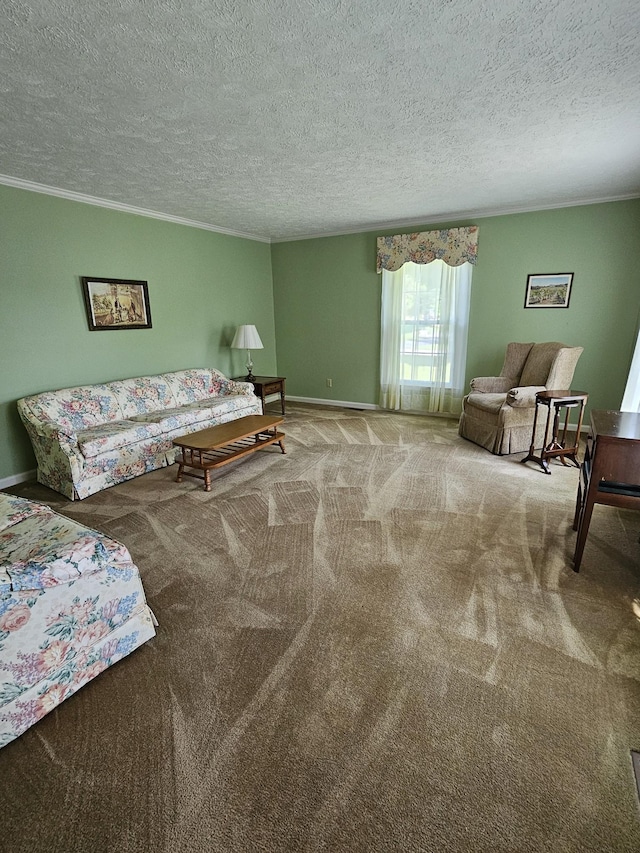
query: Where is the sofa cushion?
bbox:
[129,395,255,434]
[20,385,122,433]
[463,393,507,415]
[77,420,164,458]
[108,376,176,418]
[129,406,210,432]
[162,369,217,405]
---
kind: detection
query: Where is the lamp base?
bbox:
[245,372,256,382]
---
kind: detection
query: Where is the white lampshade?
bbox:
[231,324,264,350]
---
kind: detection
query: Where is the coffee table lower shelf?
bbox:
[173,415,285,491]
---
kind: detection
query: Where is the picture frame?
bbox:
[81,277,152,330]
[524,273,574,309]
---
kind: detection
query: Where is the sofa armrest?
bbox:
[225,379,256,395]
[33,421,77,444]
[506,386,546,408]
[19,416,84,495]
[470,376,514,393]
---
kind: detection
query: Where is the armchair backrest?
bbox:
[517,342,583,388]
[500,342,534,383]
[544,346,584,390]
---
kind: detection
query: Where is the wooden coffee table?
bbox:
[173,415,285,491]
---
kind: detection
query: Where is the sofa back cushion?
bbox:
[162,369,218,405]
[519,342,566,387]
[19,385,122,433]
[108,376,176,418]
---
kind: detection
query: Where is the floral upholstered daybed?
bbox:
[0,493,156,748]
[18,368,262,499]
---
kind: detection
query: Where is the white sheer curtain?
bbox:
[621,328,640,412]
[380,259,472,415]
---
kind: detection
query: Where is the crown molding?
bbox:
[272,192,640,243]
[0,174,271,243]
[2,172,638,246]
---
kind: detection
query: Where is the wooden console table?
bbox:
[521,390,588,474]
[572,410,640,571]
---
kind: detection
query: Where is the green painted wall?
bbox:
[3,187,639,484]
[0,185,275,481]
[271,200,640,416]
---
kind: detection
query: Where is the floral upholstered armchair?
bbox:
[458,342,584,455]
[0,493,156,747]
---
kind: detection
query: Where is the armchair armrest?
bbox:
[506,386,546,408]
[470,376,514,393]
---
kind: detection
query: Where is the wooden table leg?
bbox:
[521,401,542,467]
[573,483,597,571]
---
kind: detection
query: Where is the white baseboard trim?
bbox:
[0,469,36,490]
[1,409,583,491]
[286,396,459,419]
[286,395,380,411]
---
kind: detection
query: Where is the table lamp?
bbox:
[231,324,263,381]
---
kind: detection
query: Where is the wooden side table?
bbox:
[521,390,588,474]
[236,375,286,415]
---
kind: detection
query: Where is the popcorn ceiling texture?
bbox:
[1,0,639,240]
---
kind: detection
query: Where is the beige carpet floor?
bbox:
[2,403,640,852]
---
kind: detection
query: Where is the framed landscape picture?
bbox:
[81,277,152,330]
[524,273,574,309]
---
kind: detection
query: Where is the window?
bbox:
[400,264,455,385]
[380,260,472,414]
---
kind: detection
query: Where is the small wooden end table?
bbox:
[521,390,588,475]
[173,414,285,491]
[236,376,286,415]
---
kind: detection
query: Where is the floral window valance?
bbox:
[376,226,479,273]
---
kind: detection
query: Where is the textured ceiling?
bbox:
[1,0,640,241]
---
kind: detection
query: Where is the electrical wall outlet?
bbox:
[326,378,333,388]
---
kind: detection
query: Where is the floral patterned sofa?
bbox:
[0,493,156,748]
[17,368,262,499]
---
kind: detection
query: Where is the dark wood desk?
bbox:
[572,410,640,571]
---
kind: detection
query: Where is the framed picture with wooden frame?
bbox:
[81,277,152,330]
[524,273,574,309]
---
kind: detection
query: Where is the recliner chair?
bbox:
[458,342,584,455]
